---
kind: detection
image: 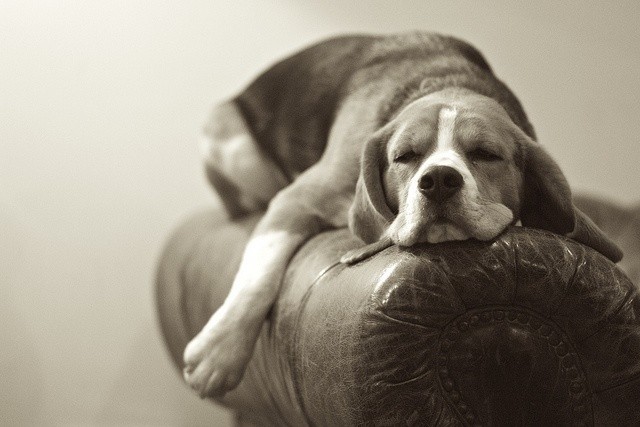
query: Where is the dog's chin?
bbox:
[424,221,470,243]
[389,201,514,246]
[389,214,471,246]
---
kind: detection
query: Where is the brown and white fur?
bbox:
[184,32,622,398]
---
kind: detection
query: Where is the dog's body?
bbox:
[185,32,622,397]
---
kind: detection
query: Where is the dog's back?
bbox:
[203,32,533,216]
[235,33,503,176]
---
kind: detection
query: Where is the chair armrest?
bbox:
[156,208,640,425]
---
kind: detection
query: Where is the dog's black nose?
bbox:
[418,166,464,202]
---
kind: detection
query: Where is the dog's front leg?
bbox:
[182,186,333,398]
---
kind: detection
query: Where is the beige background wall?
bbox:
[1,1,638,425]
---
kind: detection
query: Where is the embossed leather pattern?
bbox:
[156,208,640,426]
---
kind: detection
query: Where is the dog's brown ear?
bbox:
[348,129,395,244]
[519,134,623,262]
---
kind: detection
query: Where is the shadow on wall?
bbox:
[97,323,232,426]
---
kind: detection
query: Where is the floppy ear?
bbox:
[348,129,396,244]
[519,133,623,262]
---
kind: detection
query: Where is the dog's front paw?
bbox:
[182,310,259,398]
[341,236,394,265]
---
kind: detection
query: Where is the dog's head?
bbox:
[349,88,622,262]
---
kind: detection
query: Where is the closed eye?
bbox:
[468,148,503,162]
[393,150,419,163]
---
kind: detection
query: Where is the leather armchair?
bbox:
[156,196,640,426]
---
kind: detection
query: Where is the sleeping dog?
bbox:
[184,32,623,397]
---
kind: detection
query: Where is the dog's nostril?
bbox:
[419,175,435,190]
[419,166,464,201]
[443,170,463,189]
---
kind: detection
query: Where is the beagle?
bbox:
[184,32,623,398]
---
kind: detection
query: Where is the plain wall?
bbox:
[1,1,639,425]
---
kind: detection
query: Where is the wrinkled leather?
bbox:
[156,206,640,426]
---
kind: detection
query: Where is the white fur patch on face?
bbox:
[422,107,469,172]
[436,106,457,151]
